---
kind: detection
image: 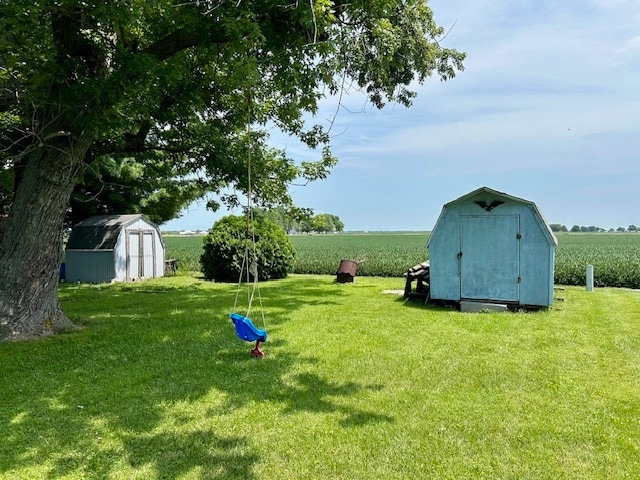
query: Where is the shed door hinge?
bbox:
[516,233,521,239]
[517,276,521,284]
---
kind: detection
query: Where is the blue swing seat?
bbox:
[230,313,267,343]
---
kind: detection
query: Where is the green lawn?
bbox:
[2,275,640,479]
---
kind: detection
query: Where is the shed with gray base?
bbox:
[65,214,165,283]
[427,187,557,308]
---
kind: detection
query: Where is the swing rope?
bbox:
[232,84,266,333]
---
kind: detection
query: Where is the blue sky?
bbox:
[164,0,640,232]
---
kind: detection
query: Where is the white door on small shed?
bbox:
[127,230,156,280]
[142,231,155,277]
[460,215,520,302]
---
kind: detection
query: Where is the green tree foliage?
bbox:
[311,213,344,233]
[200,215,295,282]
[254,207,344,233]
[253,206,310,234]
[0,0,465,339]
[66,156,207,227]
[567,225,609,233]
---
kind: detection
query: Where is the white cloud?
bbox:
[169,0,640,231]
[619,35,640,54]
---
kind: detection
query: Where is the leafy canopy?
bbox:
[200,214,295,282]
[0,0,465,221]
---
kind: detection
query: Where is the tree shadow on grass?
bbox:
[206,358,393,427]
[0,276,392,479]
[46,430,257,480]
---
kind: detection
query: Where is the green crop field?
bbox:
[164,235,205,272]
[554,233,640,288]
[164,232,640,289]
[289,232,429,277]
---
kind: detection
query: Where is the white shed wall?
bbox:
[65,214,165,284]
[114,232,127,281]
[119,218,165,280]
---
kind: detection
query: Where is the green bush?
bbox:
[200,215,295,282]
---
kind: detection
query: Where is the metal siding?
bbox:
[113,232,127,280]
[123,218,164,279]
[65,250,116,283]
[66,215,165,283]
[128,231,140,280]
[124,218,147,230]
[142,231,155,277]
[155,231,165,277]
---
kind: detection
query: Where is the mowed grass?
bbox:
[2,275,640,479]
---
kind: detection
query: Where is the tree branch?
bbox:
[140,29,204,61]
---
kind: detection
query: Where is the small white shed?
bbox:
[65,214,165,283]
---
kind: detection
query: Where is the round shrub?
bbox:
[200,215,295,282]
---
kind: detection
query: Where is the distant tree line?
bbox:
[254,207,344,234]
[550,224,638,233]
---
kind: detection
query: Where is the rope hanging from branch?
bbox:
[229,84,267,358]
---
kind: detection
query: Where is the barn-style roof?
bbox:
[429,186,558,246]
[66,214,158,250]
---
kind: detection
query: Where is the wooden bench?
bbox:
[165,258,178,276]
[404,261,430,302]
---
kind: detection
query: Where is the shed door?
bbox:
[142,231,155,277]
[127,230,156,280]
[127,232,140,280]
[460,215,520,302]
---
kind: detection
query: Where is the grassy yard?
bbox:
[1,275,640,479]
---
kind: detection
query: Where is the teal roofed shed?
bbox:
[427,187,557,308]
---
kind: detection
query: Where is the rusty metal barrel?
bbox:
[336,260,357,283]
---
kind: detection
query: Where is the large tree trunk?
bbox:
[0,136,91,341]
